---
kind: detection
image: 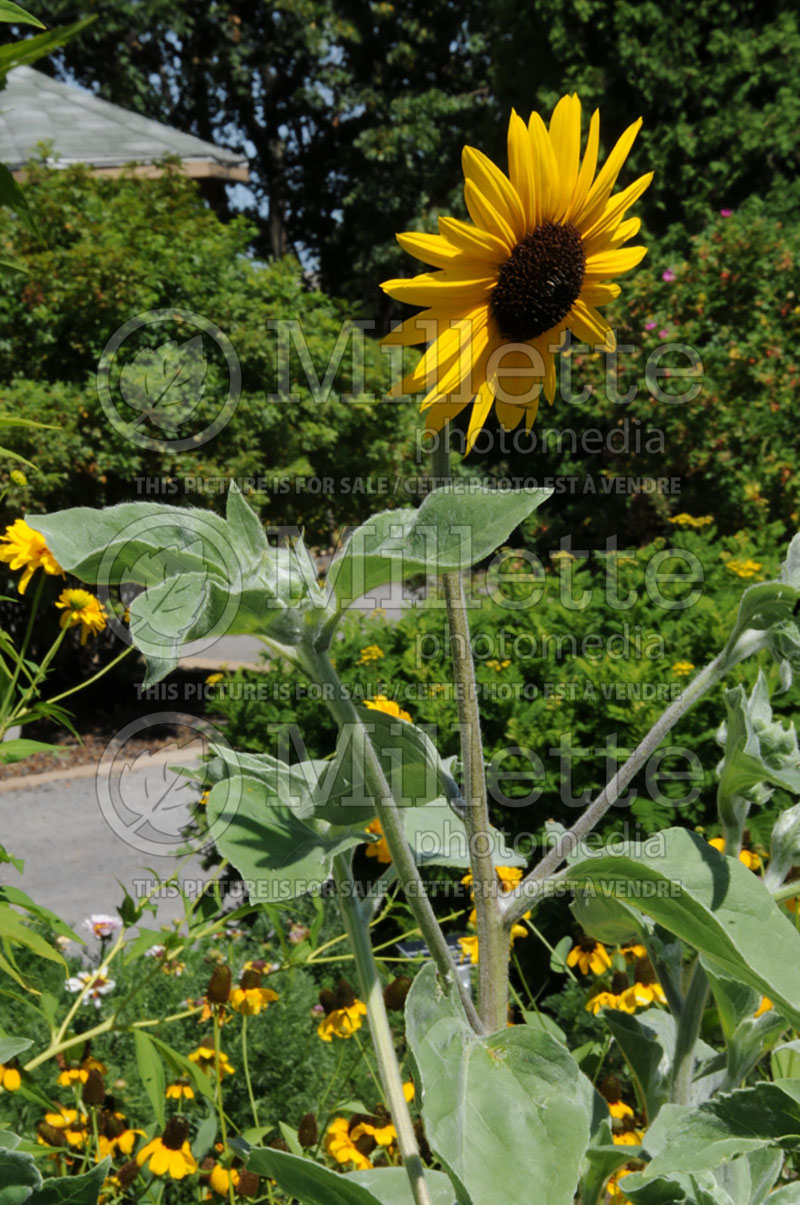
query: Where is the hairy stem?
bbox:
[432,433,507,1032]
[670,957,709,1105]
[333,852,432,1205]
[305,650,482,1034]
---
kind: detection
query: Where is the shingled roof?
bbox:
[0,66,249,181]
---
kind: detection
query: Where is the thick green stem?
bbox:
[431,433,507,1033]
[305,650,482,1034]
[670,958,709,1105]
[333,853,431,1205]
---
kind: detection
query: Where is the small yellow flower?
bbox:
[619,943,647,961]
[0,518,63,594]
[55,588,107,644]
[229,968,279,1016]
[187,1046,234,1076]
[317,1000,368,1042]
[585,991,620,1015]
[708,837,761,870]
[458,935,480,965]
[566,937,612,976]
[9,469,27,487]
[0,1063,21,1091]
[165,1081,195,1101]
[607,1168,635,1202]
[324,1117,373,1171]
[42,1107,88,1148]
[364,694,412,722]
[485,658,511,672]
[725,558,764,580]
[671,660,694,676]
[209,1164,239,1196]
[364,818,392,864]
[612,1127,645,1146]
[402,1081,415,1103]
[205,672,224,686]
[608,1100,634,1121]
[136,1119,197,1180]
[352,1118,396,1147]
[461,865,523,894]
[357,644,385,665]
[667,513,713,529]
[753,996,773,1018]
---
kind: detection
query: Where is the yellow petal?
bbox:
[462,145,526,243]
[583,245,648,281]
[466,381,496,451]
[424,397,470,434]
[419,319,492,411]
[494,400,526,431]
[580,283,621,306]
[464,179,517,248]
[528,111,559,224]
[608,216,641,247]
[438,215,509,263]
[548,94,581,220]
[581,171,653,247]
[565,109,600,223]
[507,109,535,229]
[567,298,615,350]
[575,117,643,231]
[395,231,461,269]
[380,271,495,307]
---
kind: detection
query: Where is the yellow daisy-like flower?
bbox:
[668,513,713,529]
[42,1107,88,1148]
[671,660,695,677]
[708,837,762,870]
[461,865,524,894]
[566,936,612,976]
[724,558,763,580]
[364,694,412,722]
[619,943,647,961]
[0,1063,21,1092]
[0,518,63,594]
[364,818,392,864]
[382,96,651,447]
[55,588,108,645]
[607,1167,635,1202]
[229,968,280,1016]
[324,1117,373,1171]
[208,1163,240,1196]
[317,999,368,1042]
[136,1119,197,1180]
[458,934,480,965]
[165,1081,195,1101]
[187,1046,235,1077]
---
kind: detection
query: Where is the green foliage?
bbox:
[39,0,800,299]
[210,523,795,841]
[0,165,417,543]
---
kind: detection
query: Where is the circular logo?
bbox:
[96,511,243,660]
[95,712,242,856]
[97,308,241,452]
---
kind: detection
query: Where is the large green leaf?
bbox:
[206,775,366,900]
[641,1082,800,1178]
[0,1148,41,1205]
[35,1158,110,1204]
[0,1038,30,1064]
[0,904,66,971]
[405,963,601,1205]
[327,485,550,608]
[246,1148,456,1205]
[566,827,800,1028]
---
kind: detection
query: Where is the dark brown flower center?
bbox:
[163,1117,189,1150]
[491,222,585,342]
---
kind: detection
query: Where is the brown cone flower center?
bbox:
[491,222,585,342]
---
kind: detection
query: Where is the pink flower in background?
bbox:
[658,329,670,339]
[662,269,676,283]
[84,914,121,940]
[645,321,656,330]
[720,208,733,218]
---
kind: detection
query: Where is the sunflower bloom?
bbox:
[55,588,108,644]
[0,518,63,594]
[136,1119,197,1180]
[382,96,651,447]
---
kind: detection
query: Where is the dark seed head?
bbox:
[162,1117,189,1150]
[634,957,656,987]
[206,964,232,1003]
[491,222,585,342]
[611,970,630,996]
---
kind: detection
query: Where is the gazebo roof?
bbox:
[0,66,249,181]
